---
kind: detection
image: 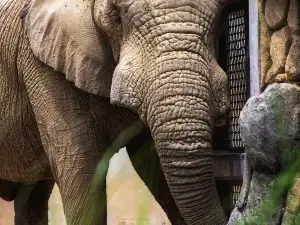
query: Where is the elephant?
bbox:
[0,0,234,224]
[228,83,300,225]
[1,133,186,225]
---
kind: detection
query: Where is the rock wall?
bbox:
[228,83,300,225]
[259,1,300,224]
[282,176,300,225]
[260,0,300,89]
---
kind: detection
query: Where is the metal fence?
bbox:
[216,0,249,216]
[225,4,250,150]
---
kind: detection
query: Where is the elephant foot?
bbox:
[0,179,20,202]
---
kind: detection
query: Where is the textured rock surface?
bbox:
[245,172,284,224]
[281,212,299,225]
[285,35,300,80]
[287,0,300,34]
[266,27,292,85]
[265,0,289,30]
[228,83,300,225]
[281,178,300,225]
[259,0,273,89]
[240,83,300,174]
[260,0,300,89]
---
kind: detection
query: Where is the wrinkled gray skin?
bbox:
[228,83,300,225]
[0,0,233,224]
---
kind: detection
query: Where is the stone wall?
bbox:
[228,1,300,224]
[282,176,300,224]
[259,1,300,223]
[259,0,300,90]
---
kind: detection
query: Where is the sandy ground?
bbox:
[0,148,171,225]
[0,201,13,225]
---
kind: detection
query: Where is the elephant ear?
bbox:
[22,0,115,97]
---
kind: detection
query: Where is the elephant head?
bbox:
[228,83,300,225]
[22,0,233,224]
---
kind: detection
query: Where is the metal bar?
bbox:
[249,0,260,96]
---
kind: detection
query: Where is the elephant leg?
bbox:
[126,131,186,225]
[0,179,20,201]
[23,69,112,225]
[14,180,55,225]
[50,154,108,225]
[36,120,108,225]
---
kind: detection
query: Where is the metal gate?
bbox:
[215,0,250,217]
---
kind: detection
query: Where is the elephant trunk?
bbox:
[145,60,227,225]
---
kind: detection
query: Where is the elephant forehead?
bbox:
[147,0,219,12]
[118,0,219,26]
